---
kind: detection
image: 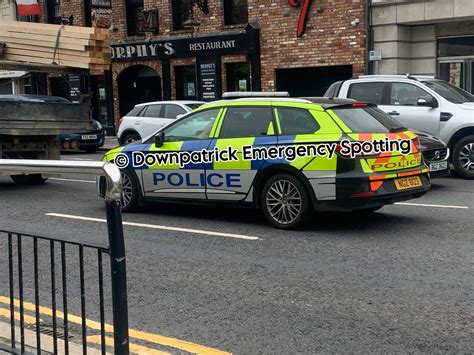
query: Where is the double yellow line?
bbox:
[0,296,231,354]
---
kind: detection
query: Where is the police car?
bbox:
[100,93,431,229]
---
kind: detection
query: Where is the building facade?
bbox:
[110,0,368,121]
[370,0,474,93]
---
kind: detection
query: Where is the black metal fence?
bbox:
[0,160,129,354]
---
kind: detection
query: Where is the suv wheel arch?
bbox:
[448,126,474,149]
[119,129,141,145]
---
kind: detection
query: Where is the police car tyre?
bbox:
[261,173,311,229]
[452,135,474,180]
[121,133,140,145]
[10,174,47,185]
[120,169,139,212]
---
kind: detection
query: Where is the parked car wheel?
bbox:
[120,169,139,212]
[452,135,474,179]
[261,173,311,229]
[10,174,47,185]
[121,133,140,145]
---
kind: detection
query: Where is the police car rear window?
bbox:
[331,107,404,133]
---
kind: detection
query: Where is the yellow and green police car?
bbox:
[100,93,430,229]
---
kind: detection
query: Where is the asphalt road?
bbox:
[0,151,473,353]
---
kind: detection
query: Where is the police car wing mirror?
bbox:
[155,131,165,147]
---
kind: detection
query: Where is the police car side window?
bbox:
[277,107,320,135]
[163,108,220,141]
[348,82,384,105]
[219,107,274,138]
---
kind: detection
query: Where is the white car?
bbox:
[325,75,474,179]
[117,101,204,145]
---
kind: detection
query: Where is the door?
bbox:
[140,108,221,199]
[207,106,277,201]
[379,82,441,136]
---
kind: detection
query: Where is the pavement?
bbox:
[0,151,473,353]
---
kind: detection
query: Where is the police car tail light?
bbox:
[412,137,421,152]
[352,103,369,107]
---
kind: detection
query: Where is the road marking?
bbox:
[0,297,231,355]
[395,202,469,209]
[0,305,37,324]
[46,213,261,240]
[50,178,96,183]
[87,335,170,355]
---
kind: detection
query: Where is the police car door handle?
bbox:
[388,111,400,116]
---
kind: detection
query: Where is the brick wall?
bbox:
[113,0,367,122]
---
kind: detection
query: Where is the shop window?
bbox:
[175,66,197,100]
[224,0,248,25]
[126,0,145,36]
[226,63,251,91]
[172,0,192,31]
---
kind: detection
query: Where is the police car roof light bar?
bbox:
[222,91,290,99]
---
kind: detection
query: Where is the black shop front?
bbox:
[112,24,260,116]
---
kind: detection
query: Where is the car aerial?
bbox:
[324,75,474,179]
[99,93,431,229]
[0,94,105,153]
[117,100,205,145]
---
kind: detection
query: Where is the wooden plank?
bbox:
[0,31,98,46]
[0,21,109,37]
[0,59,88,74]
[0,24,109,41]
[4,51,110,68]
[4,48,106,64]
[2,53,91,69]
[6,43,111,58]
[0,35,95,51]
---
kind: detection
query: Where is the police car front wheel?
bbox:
[262,173,311,229]
[120,169,139,212]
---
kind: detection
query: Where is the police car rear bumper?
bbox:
[316,173,430,211]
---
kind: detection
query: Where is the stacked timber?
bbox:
[0,21,110,71]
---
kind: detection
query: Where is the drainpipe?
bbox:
[366,0,374,75]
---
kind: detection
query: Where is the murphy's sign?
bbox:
[111,31,254,62]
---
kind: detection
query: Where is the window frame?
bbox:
[217,105,277,139]
[223,0,248,25]
[125,0,145,36]
[347,81,387,105]
[274,106,321,136]
[142,104,164,118]
[171,0,192,31]
[163,104,187,119]
[146,108,222,143]
[387,82,434,107]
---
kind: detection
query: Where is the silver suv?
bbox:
[325,75,474,179]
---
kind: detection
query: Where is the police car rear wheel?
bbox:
[120,169,139,212]
[262,174,310,229]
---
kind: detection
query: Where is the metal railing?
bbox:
[0,159,129,354]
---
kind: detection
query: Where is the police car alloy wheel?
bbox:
[262,173,311,229]
[452,135,474,179]
[120,169,139,212]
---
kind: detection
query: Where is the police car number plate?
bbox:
[81,135,97,140]
[430,161,448,172]
[394,176,422,190]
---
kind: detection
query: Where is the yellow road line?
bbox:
[0,306,37,324]
[87,335,170,355]
[0,297,231,354]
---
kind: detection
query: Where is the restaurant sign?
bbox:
[111,32,251,61]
